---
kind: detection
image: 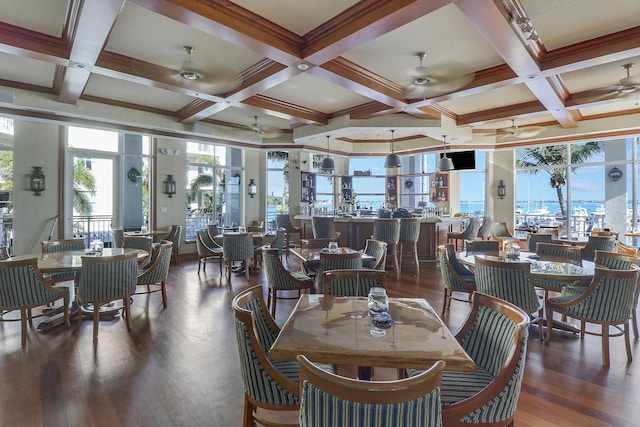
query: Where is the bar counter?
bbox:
[293,214,464,262]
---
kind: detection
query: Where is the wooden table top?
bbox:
[289,247,375,264]
[269,294,475,372]
[9,248,148,273]
[458,251,595,280]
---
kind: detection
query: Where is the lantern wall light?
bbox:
[30,166,45,196]
[165,174,176,198]
[497,180,506,199]
[248,178,257,198]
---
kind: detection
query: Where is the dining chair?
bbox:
[474,256,544,340]
[195,229,223,275]
[301,238,338,249]
[362,239,387,271]
[123,235,154,268]
[476,216,493,240]
[464,240,499,257]
[262,247,314,317]
[41,238,86,285]
[247,220,265,233]
[321,268,386,297]
[135,241,173,308]
[111,229,125,248]
[526,232,553,253]
[222,233,254,283]
[259,227,286,260]
[311,216,340,239]
[447,217,481,252]
[372,218,401,279]
[491,221,514,241]
[546,267,640,366]
[232,285,333,427]
[0,257,71,347]
[76,251,138,339]
[298,354,444,427]
[399,217,421,276]
[438,244,476,316]
[408,292,530,427]
[163,225,182,264]
[615,241,639,256]
[0,245,9,260]
[275,214,302,259]
[536,242,583,266]
[315,251,362,293]
[582,234,617,262]
[206,224,220,241]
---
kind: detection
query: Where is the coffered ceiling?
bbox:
[1,0,639,156]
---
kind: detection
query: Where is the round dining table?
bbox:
[9,247,149,273]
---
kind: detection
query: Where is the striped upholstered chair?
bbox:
[447,217,481,252]
[195,229,223,274]
[546,267,640,366]
[76,251,138,339]
[438,244,476,316]
[315,251,362,293]
[298,354,444,427]
[464,240,499,257]
[372,218,401,279]
[399,217,421,276]
[581,235,616,262]
[321,269,386,297]
[362,239,387,271]
[275,214,302,259]
[536,242,583,265]
[0,258,71,347]
[409,292,530,427]
[222,233,254,282]
[135,241,173,308]
[123,235,154,268]
[311,216,340,239]
[41,238,86,285]
[232,285,333,427]
[526,232,553,253]
[474,256,543,340]
[262,248,314,316]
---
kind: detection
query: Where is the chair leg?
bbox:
[545,306,554,344]
[161,280,167,308]
[242,395,254,427]
[93,307,100,340]
[20,308,28,347]
[624,321,633,363]
[412,241,419,276]
[632,310,639,340]
[441,289,449,317]
[602,322,610,366]
[197,258,202,274]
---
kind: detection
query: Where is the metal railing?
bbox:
[185,211,214,241]
[72,215,114,247]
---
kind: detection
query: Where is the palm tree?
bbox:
[516,142,603,219]
[73,158,97,215]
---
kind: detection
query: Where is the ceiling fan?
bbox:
[574,63,640,103]
[246,116,283,139]
[492,119,545,139]
[403,52,475,99]
[170,46,242,94]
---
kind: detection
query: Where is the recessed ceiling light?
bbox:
[297,63,310,70]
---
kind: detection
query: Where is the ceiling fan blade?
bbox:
[515,126,545,138]
[256,127,283,139]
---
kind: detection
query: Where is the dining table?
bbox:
[289,246,375,268]
[269,294,475,380]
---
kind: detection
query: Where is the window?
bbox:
[458,151,486,216]
[0,117,13,249]
[349,158,386,209]
[267,152,288,231]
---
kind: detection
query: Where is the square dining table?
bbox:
[269,294,475,376]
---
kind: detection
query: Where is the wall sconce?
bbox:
[497,180,506,199]
[30,166,45,196]
[248,178,257,198]
[165,174,176,198]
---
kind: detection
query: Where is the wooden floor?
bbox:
[2,254,640,427]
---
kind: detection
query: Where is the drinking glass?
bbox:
[328,241,338,253]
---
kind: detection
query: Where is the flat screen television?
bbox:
[441,150,476,170]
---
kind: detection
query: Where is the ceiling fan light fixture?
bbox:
[180,46,201,81]
[384,130,402,168]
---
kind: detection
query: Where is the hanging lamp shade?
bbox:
[384,130,402,168]
[438,135,454,171]
[320,136,335,172]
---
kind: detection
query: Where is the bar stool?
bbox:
[372,218,401,279]
[398,218,421,276]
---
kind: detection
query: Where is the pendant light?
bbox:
[384,130,402,168]
[438,135,454,171]
[320,135,335,172]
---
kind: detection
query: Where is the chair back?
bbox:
[476,216,493,239]
[441,244,474,277]
[222,233,254,262]
[123,235,153,252]
[268,228,287,255]
[112,229,125,248]
[0,246,9,260]
[459,217,481,239]
[399,218,421,242]
[438,245,476,293]
[301,238,338,249]
[372,218,401,244]
[491,222,513,239]
[316,251,363,293]
[137,242,173,284]
[196,229,218,257]
[465,240,499,256]
[275,214,297,233]
[441,292,529,427]
[166,225,182,249]
[474,256,541,315]
[582,235,617,262]
[312,216,338,238]
[615,241,639,256]
[298,354,444,427]
[536,242,583,265]
[560,267,639,323]
[362,239,387,270]
[77,252,138,304]
[0,257,63,309]
[262,248,306,290]
[526,232,553,253]
[594,250,640,270]
[322,269,386,296]
[232,286,299,409]
[41,238,85,254]
[247,220,265,232]
[206,224,219,240]
[199,228,222,249]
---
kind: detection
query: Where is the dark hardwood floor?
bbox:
[1,254,639,426]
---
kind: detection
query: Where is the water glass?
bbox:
[328,241,338,253]
[368,287,389,315]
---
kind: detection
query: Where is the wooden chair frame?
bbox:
[136,242,173,308]
[262,248,314,317]
[438,244,476,317]
[536,242,583,266]
[196,229,223,275]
